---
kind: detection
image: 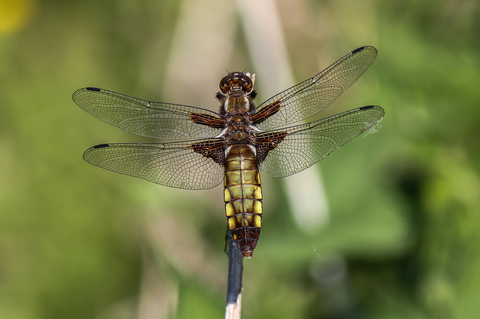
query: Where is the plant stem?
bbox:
[225,233,243,319]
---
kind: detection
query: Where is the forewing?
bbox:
[83,140,224,189]
[258,105,385,178]
[73,87,223,141]
[254,46,378,130]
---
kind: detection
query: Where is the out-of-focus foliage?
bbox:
[0,0,479,318]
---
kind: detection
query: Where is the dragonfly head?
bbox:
[219,72,254,95]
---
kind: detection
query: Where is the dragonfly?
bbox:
[73,46,384,258]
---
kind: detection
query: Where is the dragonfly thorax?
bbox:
[224,95,250,113]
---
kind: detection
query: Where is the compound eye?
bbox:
[241,78,253,93]
[220,73,237,93]
[219,78,230,93]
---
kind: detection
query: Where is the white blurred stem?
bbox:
[236,0,329,232]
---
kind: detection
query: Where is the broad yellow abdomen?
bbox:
[224,145,263,258]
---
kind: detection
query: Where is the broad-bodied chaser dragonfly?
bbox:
[73,46,384,258]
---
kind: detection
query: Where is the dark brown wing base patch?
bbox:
[251,100,281,124]
[256,131,288,163]
[190,112,225,128]
[190,140,225,165]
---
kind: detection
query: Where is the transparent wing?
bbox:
[73,87,223,141]
[258,105,385,178]
[254,46,378,130]
[83,140,224,190]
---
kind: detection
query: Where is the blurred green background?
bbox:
[1,0,480,318]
